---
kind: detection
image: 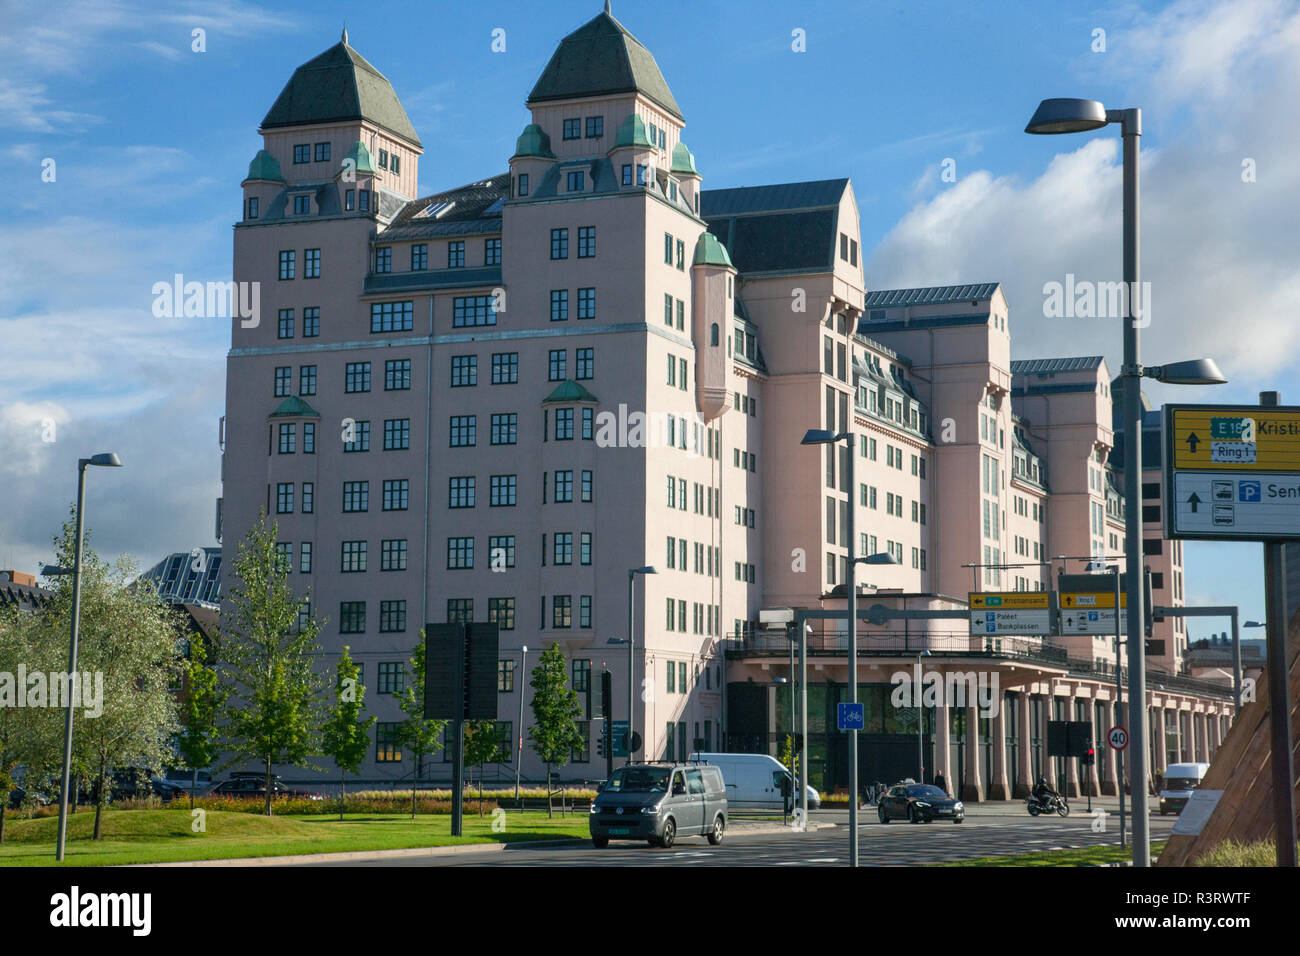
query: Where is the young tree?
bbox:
[221,513,326,816]
[0,606,61,842]
[42,520,184,841]
[527,643,584,818]
[463,720,503,817]
[321,645,375,820]
[391,631,445,819]
[174,631,227,809]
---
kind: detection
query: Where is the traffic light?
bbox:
[1082,746,1095,767]
[600,670,612,721]
[596,734,606,758]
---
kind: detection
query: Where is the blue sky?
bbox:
[3,0,1298,632]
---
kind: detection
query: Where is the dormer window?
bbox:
[314,142,330,162]
[293,195,310,215]
[566,170,585,192]
[391,154,401,175]
[585,116,603,138]
[563,118,580,140]
[378,148,389,170]
[669,180,678,201]
[246,197,259,220]
[649,121,658,145]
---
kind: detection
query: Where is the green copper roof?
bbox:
[513,123,555,159]
[269,396,320,418]
[246,149,285,183]
[543,380,599,404]
[527,10,682,120]
[693,231,733,269]
[614,113,654,148]
[670,141,698,176]
[262,35,421,147]
[342,140,377,175]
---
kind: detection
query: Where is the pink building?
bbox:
[221,8,1235,795]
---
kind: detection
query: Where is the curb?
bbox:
[133,836,587,867]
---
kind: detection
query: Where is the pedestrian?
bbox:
[934,770,947,795]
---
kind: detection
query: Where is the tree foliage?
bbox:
[321,645,375,819]
[392,631,445,818]
[527,643,583,817]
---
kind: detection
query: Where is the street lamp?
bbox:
[917,649,931,785]
[56,452,122,862]
[514,644,528,806]
[1025,97,1226,867]
[801,426,901,867]
[626,566,656,765]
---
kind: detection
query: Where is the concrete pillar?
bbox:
[1063,697,1081,799]
[962,704,984,802]
[1103,708,1119,796]
[935,699,951,787]
[988,690,1010,800]
[1015,694,1032,797]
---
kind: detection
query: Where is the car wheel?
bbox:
[878,807,889,824]
[708,815,725,845]
[660,818,676,848]
[592,836,609,848]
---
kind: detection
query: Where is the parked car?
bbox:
[687,752,821,810]
[590,763,727,848]
[208,773,324,801]
[1159,762,1210,815]
[7,786,51,810]
[877,783,965,823]
[164,767,213,793]
[97,769,184,803]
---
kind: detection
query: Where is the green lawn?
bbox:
[940,841,1167,867]
[0,808,590,867]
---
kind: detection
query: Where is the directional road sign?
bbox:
[968,592,1051,635]
[1165,403,1300,540]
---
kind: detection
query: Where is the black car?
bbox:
[877,783,965,824]
[208,774,324,801]
[7,786,51,810]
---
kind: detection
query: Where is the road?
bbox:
[297,797,1179,867]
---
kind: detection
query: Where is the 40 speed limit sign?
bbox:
[1107,726,1129,751]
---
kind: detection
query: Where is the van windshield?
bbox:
[1164,777,1199,790]
[604,768,670,793]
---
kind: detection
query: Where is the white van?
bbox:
[1159,762,1210,815]
[688,752,821,811]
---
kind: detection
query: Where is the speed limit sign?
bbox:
[1107,726,1129,751]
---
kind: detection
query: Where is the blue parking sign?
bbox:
[837,702,865,731]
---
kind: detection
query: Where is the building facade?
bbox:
[222,8,1236,793]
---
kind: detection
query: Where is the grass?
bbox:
[1194,839,1295,866]
[0,808,591,867]
[940,841,1167,867]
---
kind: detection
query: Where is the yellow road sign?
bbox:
[1170,406,1300,472]
[1060,592,1127,609]
[969,592,1050,609]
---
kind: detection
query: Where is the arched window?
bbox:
[710,323,719,346]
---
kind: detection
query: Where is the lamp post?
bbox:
[625,567,655,765]
[774,676,792,821]
[55,452,122,862]
[802,424,902,867]
[514,644,528,806]
[1025,98,1226,866]
[917,649,931,785]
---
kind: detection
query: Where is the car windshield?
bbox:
[906,785,948,799]
[1165,777,1199,790]
[604,768,670,793]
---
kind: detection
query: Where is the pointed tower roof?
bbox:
[262,35,421,146]
[528,8,682,120]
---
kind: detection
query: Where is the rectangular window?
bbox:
[370,300,413,333]
[453,295,496,327]
[274,366,291,397]
[579,595,592,628]
[450,415,477,447]
[485,237,502,266]
[491,352,518,384]
[343,361,369,392]
[490,474,517,507]
[277,423,296,454]
[549,349,567,382]
[489,598,516,632]
[275,482,294,513]
[410,243,427,271]
[580,531,592,565]
[342,481,369,512]
[553,532,573,566]
[581,470,593,502]
[374,247,392,273]
[385,359,411,390]
[341,540,367,573]
[377,661,404,695]
[449,476,476,508]
[497,659,516,692]
[343,420,369,452]
[301,481,313,512]
[676,239,685,270]
[665,233,674,264]
[359,189,370,211]
[299,364,316,395]
[246,196,258,220]
[566,170,585,192]
[278,250,295,280]
[383,479,409,511]
[375,723,401,762]
[562,118,581,139]
[447,240,465,268]
[576,347,594,380]
[622,164,633,186]
[586,116,603,138]
[379,600,406,633]
[299,541,312,574]
[488,535,515,569]
[550,289,569,321]
[550,228,568,260]
[302,306,319,337]
[577,287,595,319]
[447,537,474,569]
[447,599,473,625]
[340,601,366,634]
[490,413,517,445]
[552,595,572,629]
[277,308,294,339]
[517,173,528,197]
[381,538,407,571]
[304,248,319,278]
[578,226,595,258]
[293,144,309,164]
[555,408,574,440]
[384,418,410,451]
[451,354,477,387]
[582,407,594,440]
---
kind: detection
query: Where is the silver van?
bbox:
[589,763,727,848]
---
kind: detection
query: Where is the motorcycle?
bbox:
[1026,790,1070,817]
